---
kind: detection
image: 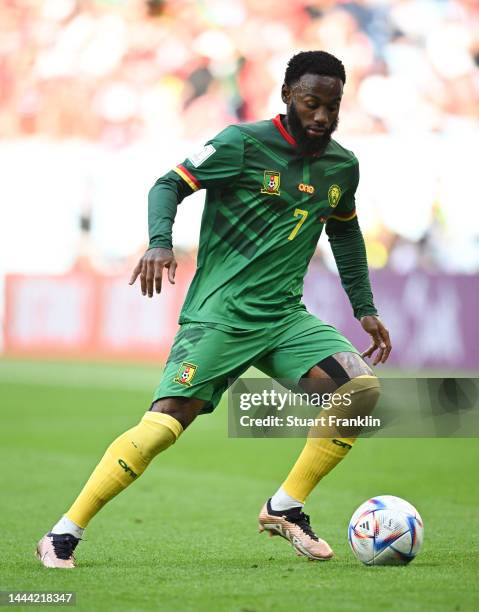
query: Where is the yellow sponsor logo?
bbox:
[174,362,198,386]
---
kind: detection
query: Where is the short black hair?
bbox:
[284,51,346,86]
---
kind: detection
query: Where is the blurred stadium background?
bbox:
[2,5,479,608]
[1,0,478,369]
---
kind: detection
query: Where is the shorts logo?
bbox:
[261,170,281,196]
[174,362,198,386]
[328,184,342,208]
[298,183,315,194]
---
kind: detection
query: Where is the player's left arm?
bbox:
[325,161,391,365]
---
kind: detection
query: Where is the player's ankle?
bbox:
[270,487,303,512]
[51,515,84,540]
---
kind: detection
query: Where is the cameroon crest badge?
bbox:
[261,170,281,196]
[328,184,342,208]
[174,362,198,386]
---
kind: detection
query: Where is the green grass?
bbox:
[1,359,478,611]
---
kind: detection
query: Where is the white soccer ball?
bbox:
[348,495,424,566]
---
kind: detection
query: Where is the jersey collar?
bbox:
[272,114,297,147]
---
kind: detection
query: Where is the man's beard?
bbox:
[287,102,338,156]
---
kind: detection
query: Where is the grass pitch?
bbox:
[1,359,478,611]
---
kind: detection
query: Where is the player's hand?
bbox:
[129,247,177,297]
[360,315,391,366]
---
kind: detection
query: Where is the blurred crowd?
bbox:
[1,0,479,273]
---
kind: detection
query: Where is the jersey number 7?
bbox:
[288,208,308,241]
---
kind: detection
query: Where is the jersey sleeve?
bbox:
[325,159,378,319]
[173,125,244,192]
[327,158,359,223]
[147,126,244,250]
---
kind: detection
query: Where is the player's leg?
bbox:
[36,323,263,568]
[278,352,379,511]
[62,397,202,529]
[255,313,380,560]
[36,323,215,568]
[36,395,205,569]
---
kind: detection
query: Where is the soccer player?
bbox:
[36,51,391,568]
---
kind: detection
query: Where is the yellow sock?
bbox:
[66,411,183,528]
[282,376,380,503]
[282,436,355,503]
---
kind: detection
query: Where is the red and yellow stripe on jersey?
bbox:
[173,165,201,192]
[329,207,357,222]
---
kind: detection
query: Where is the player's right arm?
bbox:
[129,126,244,297]
[128,170,192,297]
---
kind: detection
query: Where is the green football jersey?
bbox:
[169,116,360,327]
[148,115,377,326]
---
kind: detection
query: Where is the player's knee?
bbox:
[150,396,205,430]
[346,374,380,417]
[325,375,380,439]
